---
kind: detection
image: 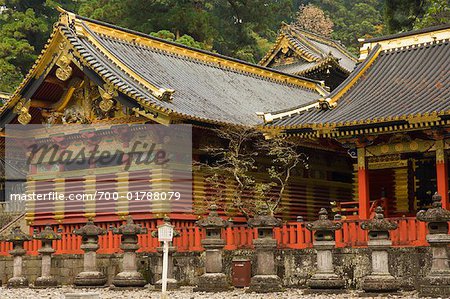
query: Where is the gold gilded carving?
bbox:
[18,106,31,125]
[410,140,419,151]
[435,139,446,163]
[394,143,404,152]
[99,98,114,112]
[357,147,366,169]
[55,53,73,81]
[42,111,63,124]
[91,83,118,119]
[369,160,408,170]
[367,139,434,156]
[62,107,90,124]
[14,99,31,125]
[154,88,175,102]
[98,83,117,112]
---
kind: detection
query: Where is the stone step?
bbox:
[64,293,100,299]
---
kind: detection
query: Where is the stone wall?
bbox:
[0,247,437,289]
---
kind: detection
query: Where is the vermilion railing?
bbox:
[0,217,432,256]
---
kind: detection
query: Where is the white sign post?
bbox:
[158,223,174,298]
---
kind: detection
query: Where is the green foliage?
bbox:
[175,34,205,49]
[307,0,386,54]
[0,0,80,91]
[150,30,207,49]
[0,6,47,91]
[150,30,176,41]
[384,0,424,33]
[78,0,293,64]
[414,0,450,29]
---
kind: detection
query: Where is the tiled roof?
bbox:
[57,14,327,126]
[1,11,328,127]
[260,24,357,75]
[265,37,450,130]
[364,23,450,43]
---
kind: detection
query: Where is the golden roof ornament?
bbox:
[98,82,118,112]
[14,99,31,125]
[55,51,73,81]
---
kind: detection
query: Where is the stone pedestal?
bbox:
[247,209,283,293]
[248,238,282,293]
[3,227,32,288]
[195,204,231,292]
[73,220,107,287]
[361,239,398,292]
[307,241,345,289]
[360,207,398,293]
[416,192,450,297]
[306,208,345,290]
[112,216,147,287]
[419,234,450,297]
[33,225,61,287]
[361,206,399,293]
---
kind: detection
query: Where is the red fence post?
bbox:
[224,226,236,250]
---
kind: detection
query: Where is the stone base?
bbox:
[74,271,107,287]
[194,273,232,292]
[419,274,450,298]
[307,273,345,289]
[154,278,179,290]
[7,276,29,288]
[361,274,399,293]
[358,292,402,297]
[112,271,146,287]
[247,275,283,293]
[34,276,58,287]
[303,289,347,295]
[65,293,100,299]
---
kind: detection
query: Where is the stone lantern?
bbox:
[416,192,450,297]
[360,206,399,293]
[73,219,107,287]
[247,207,283,293]
[3,226,32,288]
[152,216,180,290]
[194,204,231,292]
[111,216,148,287]
[306,208,345,290]
[33,225,62,287]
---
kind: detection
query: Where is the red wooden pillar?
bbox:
[357,147,370,219]
[435,139,449,209]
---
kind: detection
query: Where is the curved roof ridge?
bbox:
[263,44,382,125]
[289,26,357,61]
[383,37,450,53]
[285,27,326,59]
[327,44,382,102]
[75,14,325,90]
[364,23,450,43]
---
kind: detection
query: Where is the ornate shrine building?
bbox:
[263,24,450,221]
[259,23,357,91]
[0,10,355,254]
[0,10,448,255]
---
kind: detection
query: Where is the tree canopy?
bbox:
[0,0,448,92]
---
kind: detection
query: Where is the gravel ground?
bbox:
[0,287,426,299]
